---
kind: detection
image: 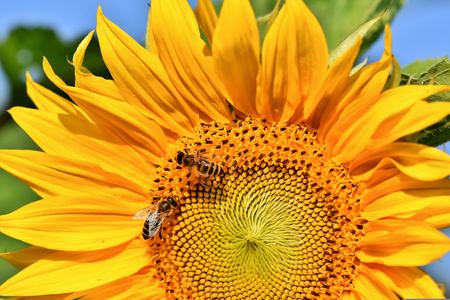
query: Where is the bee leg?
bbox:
[198,179,206,188]
[192,169,207,187]
[198,173,208,188]
[158,225,163,240]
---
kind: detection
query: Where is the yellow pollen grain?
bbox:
[144,118,365,300]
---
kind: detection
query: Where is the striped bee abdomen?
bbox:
[198,158,223,177]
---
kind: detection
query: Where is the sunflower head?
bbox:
[0,0,449,299]
[146,118,366,298]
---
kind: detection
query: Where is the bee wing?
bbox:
[200,152,220,161]
[145,211,169,237]
[132,203,158,220]
[145,210,171,238]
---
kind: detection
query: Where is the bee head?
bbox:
[177,151,196,168]
[167,196,178,208]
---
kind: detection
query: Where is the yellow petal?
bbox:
[362,175,449,206]
[341,291,360,300]
[150,0,231,122]
[14,294,71,300]
[71,273,164,299]
[72,31,124,101]
[0,150,144,197]
[9,106,152,186]
[373,101,450,143]
[96,7,198,135]
[0,194,143,251]
[305,38,362,127]
[405,202,450,228]
[26,73,88,118]
[360,167,401,192]
[367,264,445,299]
[352,265,398,299]
[43,58,167,163]
[359,220,450,266]
[319,25,392,142]
[67,93,167,163]
[329,85,449,162]
[350,24,392,97]
[351,142,450,182]
[426,214,450,228]
[362,187,450,221]
[194,0,217,44]
[0,246,52,269]
[62,93,166,163]
[259,0,328,122]
[212,0,259,117]
[0,240,148,296]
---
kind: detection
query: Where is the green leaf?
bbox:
[328,14,382,65]
[413,119,450,147]
[400,57,450,104]
[401,57,450,87]
[401,58,450,146]
[304,0,404,54]
[401,58,444,78]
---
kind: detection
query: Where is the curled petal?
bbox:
[366,264,445,299]
[351,143,450,182]
[359,220,450,266]
[72,31,124,101]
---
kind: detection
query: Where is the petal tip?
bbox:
[97,5,103,16]
[96,6,107,26]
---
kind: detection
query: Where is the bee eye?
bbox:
[168,197,178,207]
[176,152,184,165]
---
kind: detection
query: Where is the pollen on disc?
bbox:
[145,118,365,300]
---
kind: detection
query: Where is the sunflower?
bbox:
[1,0,450,299]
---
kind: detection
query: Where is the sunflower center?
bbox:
[146,118,365,299]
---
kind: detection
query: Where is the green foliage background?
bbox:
[0,0,449,289]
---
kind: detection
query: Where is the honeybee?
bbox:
[132,197,178,240]
[176,150,224,177]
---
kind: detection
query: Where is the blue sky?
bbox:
[365,0,450,64]
[0,0,449,290]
